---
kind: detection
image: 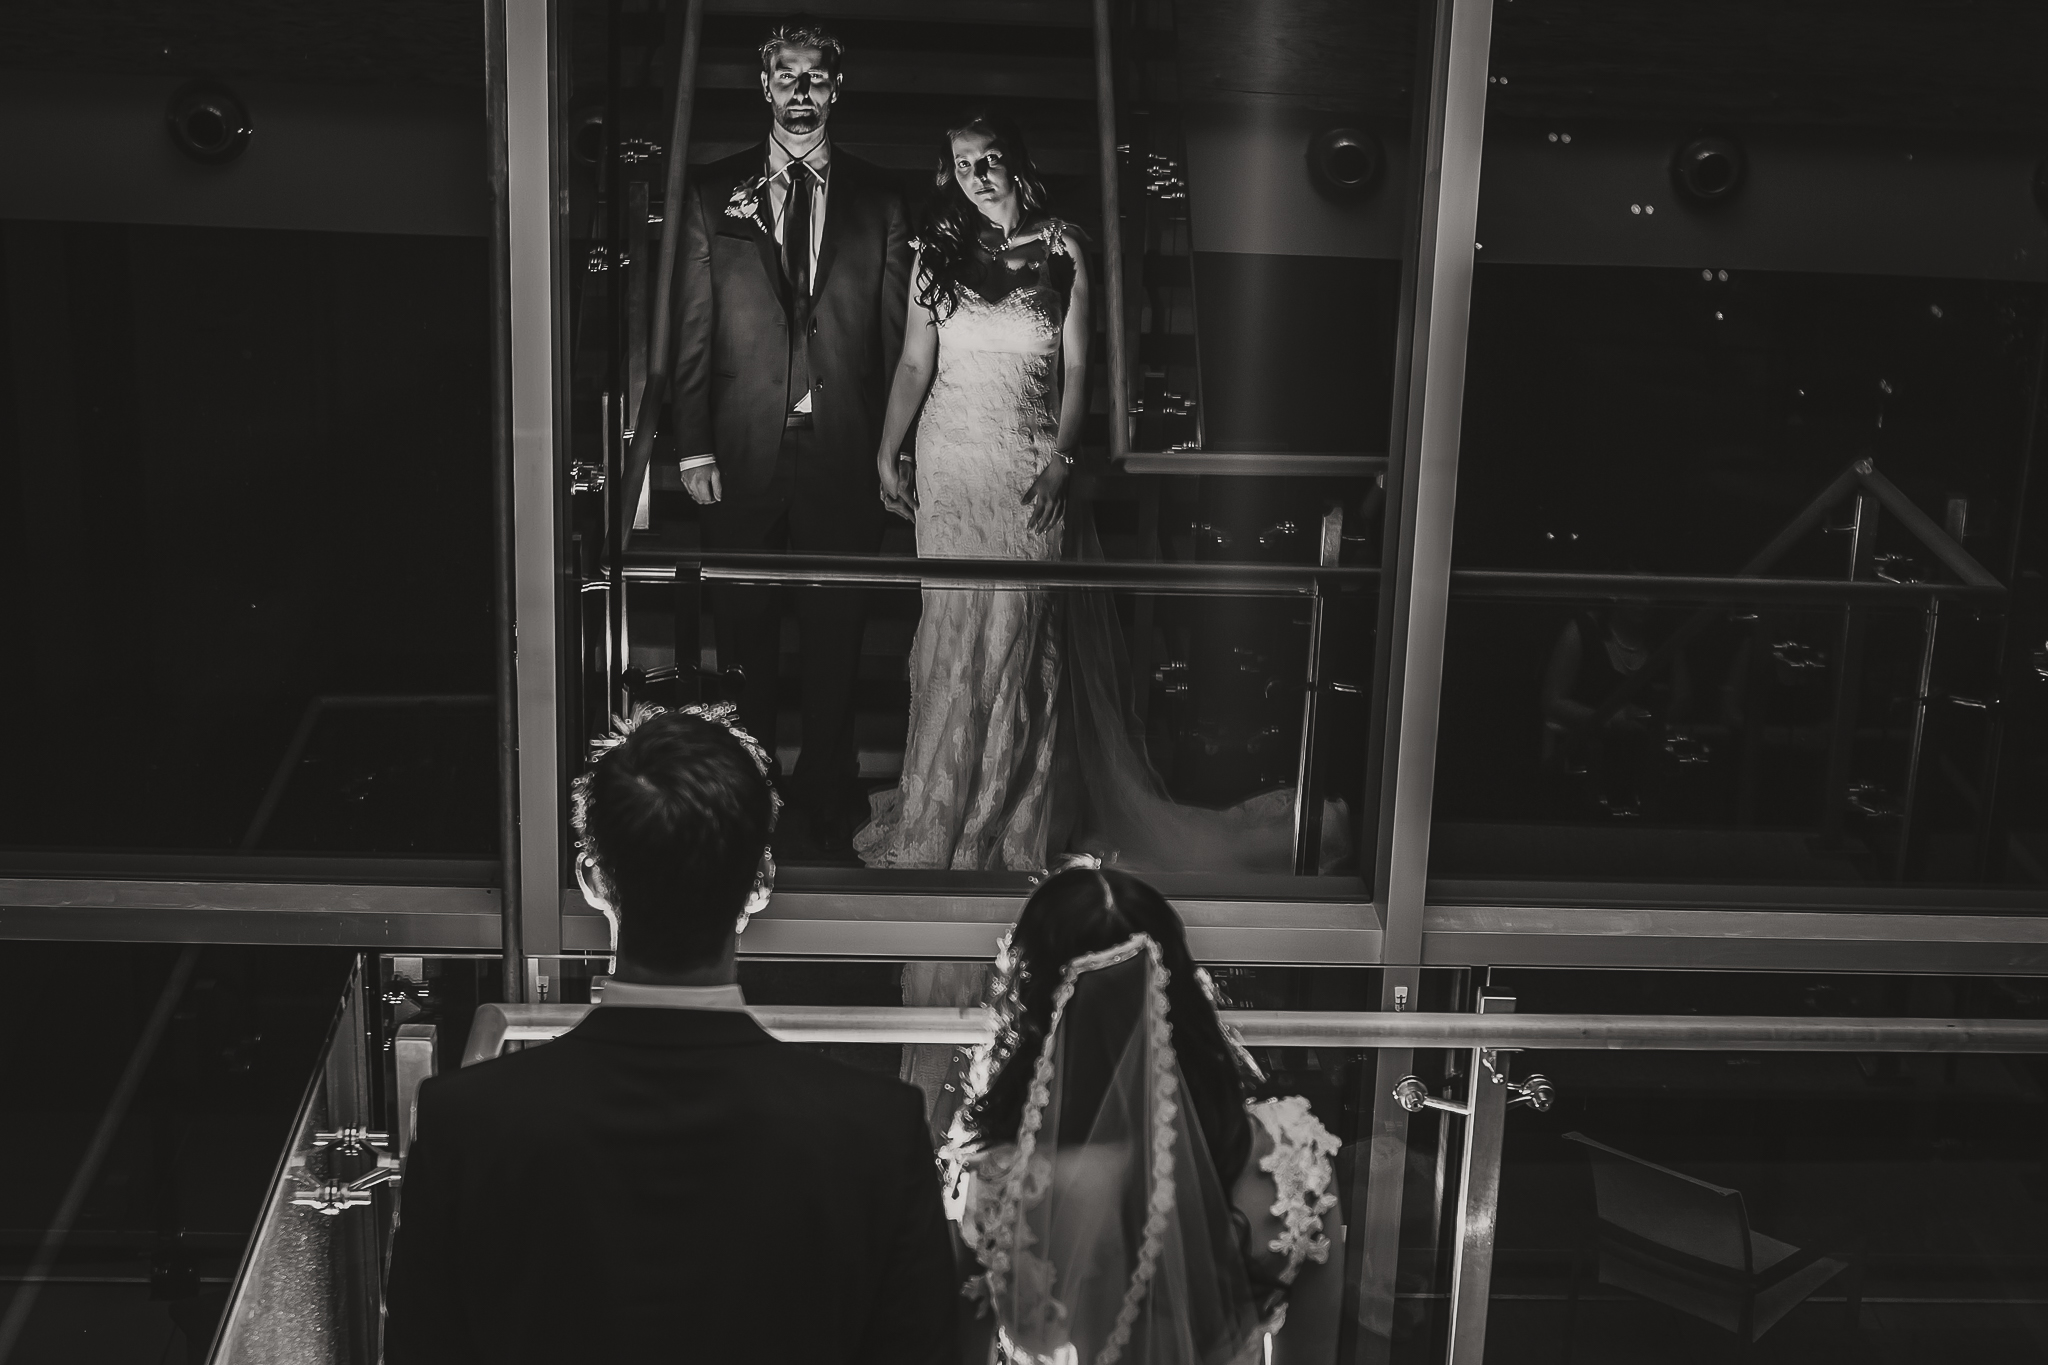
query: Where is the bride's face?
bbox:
[950,129,1017,222]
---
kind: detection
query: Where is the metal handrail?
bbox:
[462,1001,2048,1066]
[609,548,1996,604]
[624,549,1375,595]
[1452,570,1999,605]
[1090,0,1129,464]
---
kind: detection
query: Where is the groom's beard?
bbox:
[777,105,823,135]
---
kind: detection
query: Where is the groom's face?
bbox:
[761,44,839,138]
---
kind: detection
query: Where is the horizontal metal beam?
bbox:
[561,887,1385,965]
[463,1002,2048,1064]
[8,878,2043,977]
[1449,569,2002,604]
[0,879,501,948]
[1117,453,1389,478]
[1422,902,2048,975]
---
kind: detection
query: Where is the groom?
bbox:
[385,709,956,1362]
[670,19,911,853]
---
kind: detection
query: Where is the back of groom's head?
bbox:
[578,710,775,971]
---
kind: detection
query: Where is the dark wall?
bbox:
[1192,251,1402,454]
[0,221,497,856]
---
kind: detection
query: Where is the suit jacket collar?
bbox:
[732,139,865,306]
[568,1005,777,1049]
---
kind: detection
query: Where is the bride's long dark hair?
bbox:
[962,867,1254,1187]
[915,107,1053,323]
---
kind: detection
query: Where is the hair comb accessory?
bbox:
[1026,851,1105,885]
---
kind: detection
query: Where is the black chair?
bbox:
[1562,1131,1862,1359]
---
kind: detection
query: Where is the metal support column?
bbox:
[1350,0,1494,1357]
[1445,994,1516,1365]
[485,0,527,1006]
[1822,489,1879,837]
[504,0,564,967]
[1090,0,1131,463]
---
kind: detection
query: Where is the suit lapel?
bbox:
[812,153,855,299]
[728,143,790,310]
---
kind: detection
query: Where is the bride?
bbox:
[854,107,1350,877]
[855,107,1085,873]
[945,864,1345,1364]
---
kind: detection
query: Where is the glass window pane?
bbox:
[562,0,1423,888]
[0,6,499,868]
[1436,0,2048,894]
[1483,985,2048,1364]
[0,942,352,1358]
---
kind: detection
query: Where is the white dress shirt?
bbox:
[679,137,831,474]
[595,978,750,1012]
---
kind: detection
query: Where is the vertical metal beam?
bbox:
[1373,0,1494,958]
[505,0,563,968]
[1090,0,1130,462]
[1343,967,1421,1365]
[1294,504,1345,873]
[1446,994,1514,1365]
[1822,490,1879,837]
[1350,0,1492,1357]
[486,0,526,1003]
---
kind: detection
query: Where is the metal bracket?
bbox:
[1394,1058,1555,1117]
[311,1126,389,1158]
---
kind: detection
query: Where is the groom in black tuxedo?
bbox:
[670,20,911,852]
[385,709,956,1363]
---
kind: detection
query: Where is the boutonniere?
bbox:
[724,175,768,224]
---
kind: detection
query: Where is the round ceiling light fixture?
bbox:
[1306,125,1383,203]
[166,81,252,164]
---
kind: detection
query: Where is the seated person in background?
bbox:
[1541,598,1693,816]
[386,706,957,1365]
[944,863,1344,1365]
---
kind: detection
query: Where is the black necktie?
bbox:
[783,162,812,298]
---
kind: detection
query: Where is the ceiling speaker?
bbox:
[166,81,252,165]
[1306,126,1383,203]
[1671,134,1746,205]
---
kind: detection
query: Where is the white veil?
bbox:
[972,934,1263,1365]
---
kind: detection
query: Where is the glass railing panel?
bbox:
[0,5,499,871]
[1440,0,2048,897]
[1430,592,2022,889]
[1484,1038,2048,1363]
[614,574,1367,879]
[212,958,386,1365]
[0,942,351,1362]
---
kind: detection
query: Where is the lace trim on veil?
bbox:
[979,932,1179,1365]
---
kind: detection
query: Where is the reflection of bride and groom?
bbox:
[674,21,1348,879]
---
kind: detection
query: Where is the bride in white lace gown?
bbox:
[945,867,1346,1365]
[856,110,1350,880]
[856,110,1085,873]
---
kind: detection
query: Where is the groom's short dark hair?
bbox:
[579,711,775,970]
[760,18,845,75]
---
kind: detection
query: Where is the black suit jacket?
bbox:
[384,1008,957,1364]
[670,144,912,502]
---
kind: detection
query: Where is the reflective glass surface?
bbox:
[561,0,1423,887]
[1435,0,2048,893]
[0,943,352,1363]
[1480,977,2048,1365]
[0,4,499,867]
